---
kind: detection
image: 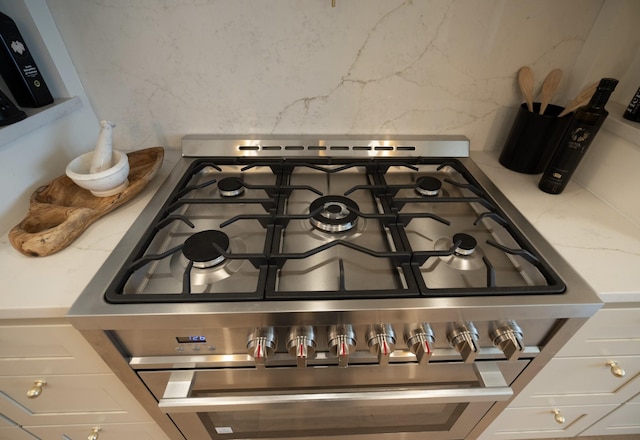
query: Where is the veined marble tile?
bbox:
[47,0,603,150]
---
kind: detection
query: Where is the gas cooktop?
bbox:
[103,135,564,304]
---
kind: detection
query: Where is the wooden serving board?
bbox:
[8,147,164,257]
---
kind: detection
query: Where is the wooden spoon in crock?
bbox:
[518,66,535,112]
[539,68,563,115]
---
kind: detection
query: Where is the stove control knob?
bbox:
[490,321,524,361]
[448,322,480,363]
[366,324,396,366]
[287,326,317,368]
[247,327,277,368]
[404,324,435,365]
[327,324,357,368]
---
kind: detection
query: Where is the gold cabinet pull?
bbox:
[331,0,336,6]
[552,409,565,424]
[606,360,626,378]
[88,426,101,440]
[26,380,46,398]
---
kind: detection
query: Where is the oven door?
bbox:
[139,360,524,440]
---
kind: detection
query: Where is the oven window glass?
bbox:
[192,387,469,439]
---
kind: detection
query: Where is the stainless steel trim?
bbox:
[129,347,541,370]
[181,134,470,157]
[157,362,512,413]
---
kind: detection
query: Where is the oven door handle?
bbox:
[157,362,512,413]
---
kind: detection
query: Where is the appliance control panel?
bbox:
[243,321,524,367]
[118,320,541,367]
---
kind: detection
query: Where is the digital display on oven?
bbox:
[176,336,206,343]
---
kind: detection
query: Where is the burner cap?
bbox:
[416,176,442,196]
[182,230,230,268]
[309,196,359,233]
[218,177,244,197]
[453,233,477,256]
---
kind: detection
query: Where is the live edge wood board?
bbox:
[9,147,164,257]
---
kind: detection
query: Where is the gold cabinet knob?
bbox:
[88,427,101,440]
[331,0,336,6]
[552,409,565,424]
[606,360,626,378]
[26,380,46,398]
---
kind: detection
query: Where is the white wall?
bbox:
[46,0,605,151]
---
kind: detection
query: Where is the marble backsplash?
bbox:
[47,0,606,151]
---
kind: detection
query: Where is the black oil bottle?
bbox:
[538,78,618,194]
[0,11,53,107]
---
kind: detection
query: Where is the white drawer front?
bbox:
[582,401,640,436]
[556,308,640,357]
[0,426,39,440]
[477,404,617,439]
[25,422,170,440]
[512,355,640,407]
[0,374,150,426]
[0,324,110,375]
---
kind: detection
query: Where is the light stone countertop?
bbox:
[0,150,181,320]
[472,151,640,303]
[1,149,638,320]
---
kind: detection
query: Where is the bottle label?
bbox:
[568,128,591,153]
[628,94,640,111]
[625,87,640,118]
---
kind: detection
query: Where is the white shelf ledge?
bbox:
[603,101,640,149]
[0,96,83,149]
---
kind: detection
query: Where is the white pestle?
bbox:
[89,120,117,174]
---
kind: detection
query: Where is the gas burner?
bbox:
[182,230,230,268]
[452,233,477,256]
[309,196,359,233]
[415,176,442,197]
[170,231,247,288]
[218,177,244,197]
[434,233,484,271]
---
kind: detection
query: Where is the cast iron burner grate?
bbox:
[103,157,566,304]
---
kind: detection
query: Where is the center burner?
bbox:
[309,196,360,233]
[182,230,230,268]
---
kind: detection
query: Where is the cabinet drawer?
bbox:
[0,374,150,425]
[0,426,38,440]
[512,355,640,407]
[0,323,110,375]
[581,401,640,436]
[1,414,37,439]
[477,404,617,439]
[25,422,170,440]
[556,308,640,357]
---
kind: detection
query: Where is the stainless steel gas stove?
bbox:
[68,135,602,440]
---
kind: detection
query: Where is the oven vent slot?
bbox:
[238,145,418,152]
[181,135,470,158]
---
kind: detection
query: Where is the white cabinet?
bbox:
[478,304,640,439]
[582,393,640,436]
[0,322,111,375]
[0,320,170,440]
[0,413,38,440]
[26,422,169,440]
[476,404,617,439]
[511,355,640,407]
